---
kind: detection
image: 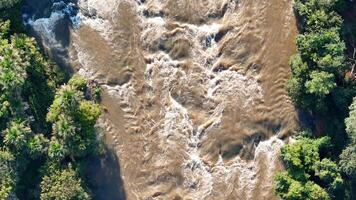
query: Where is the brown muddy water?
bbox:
[24,0,299,199]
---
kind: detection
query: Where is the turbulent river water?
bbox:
[23,0,300,199]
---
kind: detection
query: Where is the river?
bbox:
[23,0,299,199]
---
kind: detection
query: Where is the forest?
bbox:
[0,0,102,199]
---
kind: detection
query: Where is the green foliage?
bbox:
[275,172,331,200]
[294,0,342,32]
[288,29,347,112]
[287,54,313,108]
[296,29,346,74]
[14,34,65,133]
[287,0,351,114]
[3,120,48,160]
[304,181,331,200]
[0,1,23,34]
[47,86,82,123]
[0,20,10,39]
[68,74,87,92]
[275,135,343,200]
[0,36,27,129]
[3,121,32,153]
[0,6,101,199]
[91,84,102,102]
[288,1,356,197]
[305,71,336,96]
[0,150,16,199]
[0,21,64,133]
[280,136,330,179]
[41,76,102,199]
[47,139,66,162]
[27,134,48,159]
[345,97,356,139]
[340,98,356,177]
[339,146,356,178]
[40,167,90,200]
[0,0,20,10]
[47,76,101,160]
[315,159,344,190]
[78,101,101,129]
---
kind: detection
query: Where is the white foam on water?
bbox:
[165,94,214,199]
[24,1,81,49]
[135,1,268,198]
[50,0,289,199]
[26,11,65,48]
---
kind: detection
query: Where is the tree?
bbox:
[287,55,308,100]
[48,139,66,161]
[0,20,10,38]
[339,146,356,177]
[294,0,342,32]
[13,34,65,133]
[340,98,356,177]
[3,120,47,159]
[47,76,101,160]
[304,181,331,200]
[283,0,355,198]
[0,37,27,129]
[27,134,48,159]
[68,74,87,92]
[46,86,82,123]
[305,71,336,96]
[288,29,346,112]
[40,167,90,200]
[275,172,331,200]
[296,29,346,74]
[3,121,32,153]
[345,97,356,139]
[280,136,330,178]
[0,6,100,199]
[0,0,20,10]
[275,135,343,200]
[0,150,17,199]
[315,158,344,191]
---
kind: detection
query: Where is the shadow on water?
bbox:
[84,148,127,200]
[22,0,80,73]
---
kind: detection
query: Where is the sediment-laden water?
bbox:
[24,0,299,199]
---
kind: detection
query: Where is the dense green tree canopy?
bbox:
[0,150,17,199]
[275,172,331,200]
[340,98,356,177]
[0,34,27,129]
[294,0,342,32]
[0,0,20,10]
[345,97,356,139]
[286,0,351,113]
[296,29,346,73]
[3,121,32,153]
[305,71,336,96]
[278,0,356,198]
[47,76,101,160]
[40,167,90,200]
[0,9,102,198]
[288,29,347,111]
[275,136,343,200]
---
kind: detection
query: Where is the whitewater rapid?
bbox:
[23,0,299,199]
